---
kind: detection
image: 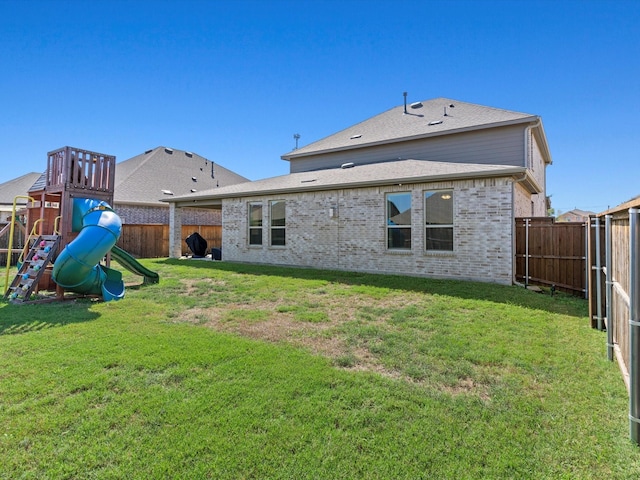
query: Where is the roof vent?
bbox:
[164,148,174,154]
[185,151,193,157]
[161,189,174,195]
[341,162,355,169]
[350,134,362,139]
[428,120,443,126]
[301,179,317,183]
[144,149,153,154]
[190,189,197,193]
[192,177,197,182]
[410,102,423,109]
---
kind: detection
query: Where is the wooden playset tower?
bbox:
[28,146,116,244]
[5,147,116,301]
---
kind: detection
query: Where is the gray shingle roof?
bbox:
[282,97,538,159]
[0,172,43,206]
[165,159,526,206]
[114,147,250,205]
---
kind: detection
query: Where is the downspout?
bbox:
[512,173,528,286]
[512,119,541,287]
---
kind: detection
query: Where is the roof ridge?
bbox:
[283,97,539,160]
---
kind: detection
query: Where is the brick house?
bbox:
[165,97,552,285]
[0,172,42,222]
[16,147,249,257]
[556,209,594,223]
[113,146,248,225]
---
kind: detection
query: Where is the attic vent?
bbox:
[301,179,317,183]
[185,151,193,157]
[192,177,197,182]
[341,162,355,169]
[144,149,153,154]
[350,134,362,139]
[164,148,174,154]
[428,120,443,126]
[190,189,197,193]
[161,189,174,195]
[410,102,423,109]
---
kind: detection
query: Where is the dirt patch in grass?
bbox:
[174,280,491,397]
[177,304,400,378]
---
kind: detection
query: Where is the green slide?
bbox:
[110,245,160,285]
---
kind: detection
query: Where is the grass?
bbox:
[1,258,639,479]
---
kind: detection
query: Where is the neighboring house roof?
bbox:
[113,146,250,206]
[164,159,529,207]
[282,97,549,162]
[0,172,43,207]
[556,209,595,222]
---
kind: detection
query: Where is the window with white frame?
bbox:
[248,202,263,246]
[386,192,411,250]
[270,200,286,246]
[425,190,454,251]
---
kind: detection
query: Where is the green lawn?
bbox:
[1,259,638,479]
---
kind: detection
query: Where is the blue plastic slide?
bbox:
[52,198,125,301]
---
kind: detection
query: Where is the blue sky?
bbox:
[1,0,638,214]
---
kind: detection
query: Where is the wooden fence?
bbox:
[116,224,222,258]
[0,221,27,266]
[515,217,588,296]
[588,199,640,444]
[1,223,221,264]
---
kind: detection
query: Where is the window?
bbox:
[248,202,262,245]
[386,192,411,250]
[425,190,454,251]
[270,200,286,246]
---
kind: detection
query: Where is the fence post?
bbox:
[605,215,613,361]
[585,220,590,300]
[595,216,603,331]
[629,208,640,445]
[525,218,529,287]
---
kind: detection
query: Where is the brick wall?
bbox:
[115,204,220,225]
[222,177,515,285]
[514,183,534,217]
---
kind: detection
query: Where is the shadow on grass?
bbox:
[157,259,588,318]
[0,297,100,335]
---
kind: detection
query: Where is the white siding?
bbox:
[290,124,526,173]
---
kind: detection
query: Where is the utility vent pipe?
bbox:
[403,92,407,114]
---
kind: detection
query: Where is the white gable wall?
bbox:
[221,176,515,284]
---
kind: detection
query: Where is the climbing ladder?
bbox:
[4,235,61,303]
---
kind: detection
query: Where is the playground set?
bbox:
[3,146,159,304]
